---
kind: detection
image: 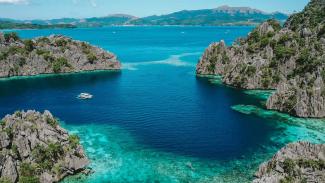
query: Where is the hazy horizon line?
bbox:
[0,5,291,21]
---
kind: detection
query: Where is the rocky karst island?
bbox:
[0,33,121,78]
[0,30,122,182]
[197,0,325,182]
[197,0,325,118]
[253,142,325,183]
[0,0,324,182]
[0,110,89,183]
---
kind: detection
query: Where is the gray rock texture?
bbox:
[253,142,325,183]
[0,34,121,78]
[0,110,89,183]
[196,0,325,117]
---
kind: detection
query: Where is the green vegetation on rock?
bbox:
[283,159,296,176]
[274,45,295,60]
[4,32,20,42]
[87,53,97,64]
[0,33,120,78]
[19,163,39,183]
[52,57,72,73]
[24,39,35,52]
[68,134,80,149]
[55,39,68,47]
[0,110,89,183]
[0,177,12,183]
[197,0,325,117]
[46,116,58,127]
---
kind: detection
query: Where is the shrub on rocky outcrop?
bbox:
[260,37,270,47]
[4,32,20,42]
[197,0,325,117]
[246,65,256,77]
[19,163,39,183]
[274,45,294,60]
[54,38,68,47]
[68,134,80,149]
[0,52,8,61]
[81,42,91,54]
[0,110,89,183]
[0,177,12,183]
[23,39,35,52]
[0,34,121,78]
[52,57,72,73]
[35,49,50,56]
[7,46,26,55]
[267,19,282,32]
[43,52,55,62]
[87,53,97,64]
[254,142,325,183]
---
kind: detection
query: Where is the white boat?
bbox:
[77,93,93,99]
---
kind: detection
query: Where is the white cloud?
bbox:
[0,0,28,4]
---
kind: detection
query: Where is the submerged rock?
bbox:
[0,34,121,78]
[253,141,325,183]
[0,110,89,183]
[196,0,325,117]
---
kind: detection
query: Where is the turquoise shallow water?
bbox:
[0,27,324,182]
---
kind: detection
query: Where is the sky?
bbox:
[0,0,310,20]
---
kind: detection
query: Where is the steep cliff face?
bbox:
[0,33,121,78]
[0,110,89,183]
[253,142,325,183]
[197,0,325,117]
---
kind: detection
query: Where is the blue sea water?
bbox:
[0,26,324,182]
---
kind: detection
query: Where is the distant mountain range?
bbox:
[0,20,76,29]
[129,6,288,26]
[0,14,137,29]
[0,6,289,29]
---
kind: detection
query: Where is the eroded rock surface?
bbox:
[0,34,121,78]
[196,0,325,117]
[0,110,89,183]
[253,142,325,183]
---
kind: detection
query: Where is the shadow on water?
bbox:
[0,71,122,117]
[195,76,265,108]
[191,76,281,159]
[0,71,122,97]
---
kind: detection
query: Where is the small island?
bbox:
[0,33,121,78]
[0,110,89,183]
[254,142,325,183]
[196,0,325,118]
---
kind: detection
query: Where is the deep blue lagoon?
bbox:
[1,26,324,182]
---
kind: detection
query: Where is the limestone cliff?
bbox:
[0,110,89,183]
[253,142,325,183]
[197,0,325,117]
[0,33,121,78]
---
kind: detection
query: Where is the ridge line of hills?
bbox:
[0,6,289,29]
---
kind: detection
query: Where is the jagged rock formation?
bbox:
[253,142,325,183]
[0,110,89,183]
[196,0,325,117]
[0,33,121,78]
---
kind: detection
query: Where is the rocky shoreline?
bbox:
[196,0,325,118]
[0,33,121,78]
[0,110,89,183]
[253,142,325,183]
